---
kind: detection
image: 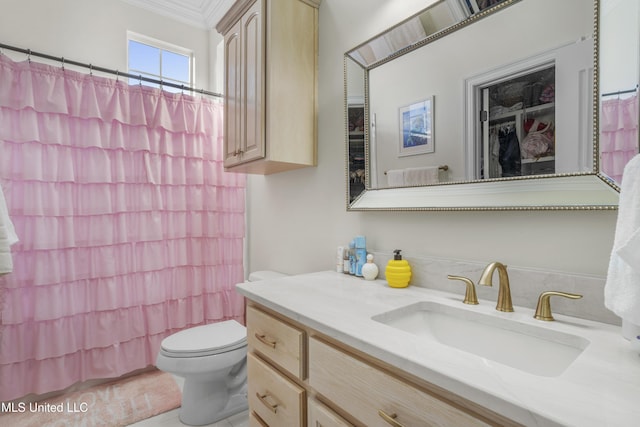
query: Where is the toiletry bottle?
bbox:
[385,249,411,288]
[348,240,356,275]
[336,246,345,272]
[354,235,367,277]
[362,254,379,280]
[343,246,350,274]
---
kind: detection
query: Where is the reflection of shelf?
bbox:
[491,102,554,121]
[522,156,554,164]
[349,131,365,137]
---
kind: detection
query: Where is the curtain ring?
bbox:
[61,57,65,70]
[180,84,184,94]
[27,49,31,63]
[89,64,93,75]
[139,74,143,86]
[115,70,119,81]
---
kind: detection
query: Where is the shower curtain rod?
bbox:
[601,86,638,97]
[0,42,223,99]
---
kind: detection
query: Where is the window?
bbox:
[127,32,193,93]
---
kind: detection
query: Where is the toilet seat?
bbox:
[160,320,247,358]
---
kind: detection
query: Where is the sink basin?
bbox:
[372,301,589,377]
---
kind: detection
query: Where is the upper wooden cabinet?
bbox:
[216,0,320,174]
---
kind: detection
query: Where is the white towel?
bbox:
[386,169,405,187]
[0,183,18,274]
[605,154,640,325]
[403,166,439,186]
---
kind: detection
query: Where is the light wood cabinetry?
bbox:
[245,302,517,427]
[308,398,353,427]
[309,337,492,427]
[216,0,320,175]
[248,352,306,425]
[245,304,307,426]
[246,304,305,379]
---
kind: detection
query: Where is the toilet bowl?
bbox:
[155,271,286,426]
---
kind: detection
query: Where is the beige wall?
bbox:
[246,0,618,277]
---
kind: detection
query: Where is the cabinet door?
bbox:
[240,0,265,163]
[223,0,265,168]
[223,19,242,167]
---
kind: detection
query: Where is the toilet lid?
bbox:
[160,320,247,357]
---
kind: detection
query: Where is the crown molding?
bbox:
[121,0,234,29]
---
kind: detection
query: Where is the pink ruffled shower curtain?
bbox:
[600,95,639,183]
[0,54,246,401]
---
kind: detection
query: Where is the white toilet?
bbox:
[155,271,286,426]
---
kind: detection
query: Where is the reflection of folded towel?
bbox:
[403,166,439,186]
[605,154,640,325]
[0,184,19,274]
[386,169,404,187]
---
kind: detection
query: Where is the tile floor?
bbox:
[129,375,249,427]
[129,408,249,427]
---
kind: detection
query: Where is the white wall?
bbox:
[600,0,640,93]
[0,0,619,278]
[0,0,213,91]
[247,0,618,277]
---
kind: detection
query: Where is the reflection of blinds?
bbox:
[385,17,427,51]
[355,17,426,65]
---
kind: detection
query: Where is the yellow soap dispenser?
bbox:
[385,249,411,288]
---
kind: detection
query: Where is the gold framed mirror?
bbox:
[345,0,628,211]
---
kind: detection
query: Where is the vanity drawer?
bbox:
[308,397,354,427]
[248,352,306,426]
[247,305,305,379]
[309,337,491,427]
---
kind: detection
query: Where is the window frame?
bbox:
[126,31,195,91]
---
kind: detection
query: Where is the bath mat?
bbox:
[0,369,181,427]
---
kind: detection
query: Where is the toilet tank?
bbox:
[247,271,287,282]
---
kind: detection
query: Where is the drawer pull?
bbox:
[255,333,277,349]
[378,410,406,427]
[256,392,278,413]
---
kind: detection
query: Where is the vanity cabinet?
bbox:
[245,302,518,427]
[309,337,492,427]
[245,305,306,426]
[216,0,320,175]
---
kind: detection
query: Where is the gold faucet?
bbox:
[478,262,513,312]
[447,275,479,305]
[534,291,583,321]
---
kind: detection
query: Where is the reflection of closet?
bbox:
[481,66,556,179]
[348,104,365,201]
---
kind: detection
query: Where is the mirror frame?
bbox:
[345,0,620,211]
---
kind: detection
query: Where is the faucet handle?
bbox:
[534,291,583,321]
[447,275,479,305]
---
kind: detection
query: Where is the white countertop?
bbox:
[236,271,640,427]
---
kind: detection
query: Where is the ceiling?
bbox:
[120,0,235,29]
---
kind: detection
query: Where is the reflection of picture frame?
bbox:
[399,97,434,157]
